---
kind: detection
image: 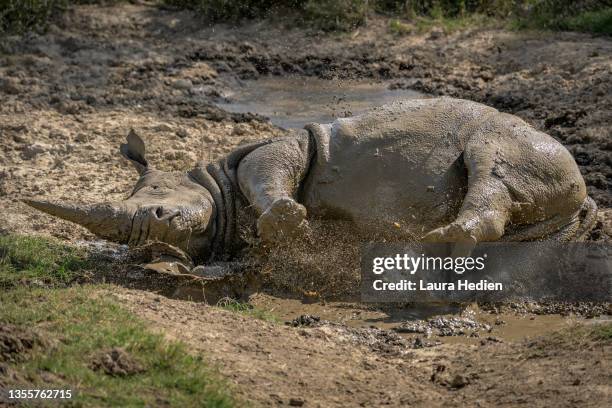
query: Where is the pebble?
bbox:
[287,315,320,327]
[428,27,444,40]
[172,79,193,90]
[289,397,305,406]
[232,123,250,136]
[450,374,469,388]
[21,143,50,159]
[1,78,21,94]
[154,123,174,132]
[176,128,190,138]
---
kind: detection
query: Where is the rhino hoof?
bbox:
[422,222,477,244]
[257,198,307,243]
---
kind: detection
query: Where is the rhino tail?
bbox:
[572,196,598,241]
[502,196,598,242]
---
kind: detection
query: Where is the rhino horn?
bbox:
[23,199,132,243]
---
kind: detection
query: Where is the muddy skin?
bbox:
[1,4,610,408]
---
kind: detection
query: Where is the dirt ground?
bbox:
[112,288,611,407]
[1,3,611,407]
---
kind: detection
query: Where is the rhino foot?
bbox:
[257,198,307,243]
[422,222,478,244]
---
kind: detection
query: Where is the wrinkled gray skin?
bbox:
[26,98,597,265]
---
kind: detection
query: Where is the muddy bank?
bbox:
[114,287,611,408]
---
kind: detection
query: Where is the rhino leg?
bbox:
[423,182,511,243]
[236,132,314,242]
[423,138,513,243]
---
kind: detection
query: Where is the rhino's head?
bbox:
[25,130,216,260]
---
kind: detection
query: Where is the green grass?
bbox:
[0,234,237,407]
[588,322,612,341]
[0,1,125,34]
[563,8,612,35]
[388,18,413,35]
[510,1,612,35]
[0,234,91,289]
[392,13,498,34]
[515,7,612,35]
[217,297,279,323]
[3,0,610,35]
[1,287,236,407]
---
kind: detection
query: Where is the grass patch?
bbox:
[588,322,612,341]
[401,13,498,34]
[512,1,612,35]
[0,286,237,407]
[3,0,610,35]
[0,234,91,289]
[217,297,279,323]
[515,6,612,35]
[561,8,612,35]
[0,235,237,406]
[0,0,65,34]
[388,18,413,35]
[0,1,124,34]
[164,0,369,31]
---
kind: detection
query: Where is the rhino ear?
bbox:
[121,129,149,175]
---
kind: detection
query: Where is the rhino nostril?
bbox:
[155,207,164,219]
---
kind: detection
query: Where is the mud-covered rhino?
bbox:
[26,97,597,265]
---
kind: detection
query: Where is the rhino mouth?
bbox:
[126,205,208,249]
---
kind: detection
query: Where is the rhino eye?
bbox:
[152,185,159,190]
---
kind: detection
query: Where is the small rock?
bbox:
[74,133,89,143]
[287,315,320,327]
[172,79,193,90]
[49,130,67,140]
[1,78,20,94]
[232,123,250,136]
[0,324,43,363]
[450,374,469,388]
[176,128,190,138]
[428,27,444,40]
[21,143,50,159]
[90,347,144,377]
[12,134,26,143]
[289,397,305,406]
[154,123,174,132]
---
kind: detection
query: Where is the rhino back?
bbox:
[301,97,499,236]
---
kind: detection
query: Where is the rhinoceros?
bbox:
[25,97,597,265]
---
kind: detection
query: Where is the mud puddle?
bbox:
[248,293,606,344]
[217,77,424,129]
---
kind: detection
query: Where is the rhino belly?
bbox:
[301,137,468,237]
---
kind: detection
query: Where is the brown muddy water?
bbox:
[217,76,425,129]
[249,294,611,344]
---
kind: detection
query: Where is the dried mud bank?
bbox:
[114,288,611,408]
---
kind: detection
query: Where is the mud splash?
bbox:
[217,77,424,129]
